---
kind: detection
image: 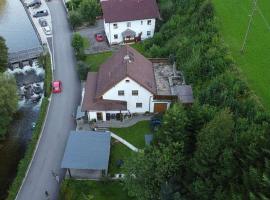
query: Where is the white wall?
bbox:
[102,77,153,113]
[104,18,156,44]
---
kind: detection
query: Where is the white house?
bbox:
[81,45,193,122]
[100,0,160,45]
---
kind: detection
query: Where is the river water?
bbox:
[0,0,43,199]
[0,0,40,52]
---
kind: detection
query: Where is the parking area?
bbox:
[23,0,52,44]
[79,19,117,54]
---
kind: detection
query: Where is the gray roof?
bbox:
[61,131,111,170]
[173,85,194,104]
[76,106,85,119]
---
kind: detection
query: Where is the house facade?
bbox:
[81,46,172,121]
[101,0,160,45]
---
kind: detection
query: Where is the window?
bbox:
[132,90,138,96]
[147,31,151,36]
[136,103,142,108]
[141,20,143,25]
[114,34,118,39]
[113,23,118,29]
[125,79,130,83]
[118,90,124,96]
[127,22,131,27]
[147,20,151,25]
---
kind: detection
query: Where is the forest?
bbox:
[123,0,270,199]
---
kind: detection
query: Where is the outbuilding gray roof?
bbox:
[61,131,111,171]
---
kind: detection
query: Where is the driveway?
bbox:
[79,19,117,54]
[16,0,81,200]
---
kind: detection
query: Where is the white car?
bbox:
[43,26,52,35]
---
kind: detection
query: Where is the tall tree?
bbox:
[0,36,8,72]
[0,74,18,138]
[79,0,100,25]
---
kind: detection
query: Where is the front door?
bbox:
[97,112,103,121]
[154,103,167,113]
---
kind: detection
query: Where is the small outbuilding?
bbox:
[61,131,111,179]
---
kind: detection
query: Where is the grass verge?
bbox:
[60,179,134,200]
[6,97,49,200]
[39,53,52,97]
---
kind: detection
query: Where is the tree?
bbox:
[155,103,188,145]
[0,74,18,138]
[123,143,185,200]
[79,0,100,25]
[68,10,82,29]
[190,109,235,199]
[71,33,85,59]
[77,61,89,80]
[0,36,8,72]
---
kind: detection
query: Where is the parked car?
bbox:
[38,18,48,27]
[27,0,41,8]
[33,10,48,18]
[52,80,62,93]
[95,33,104,42]
[43,26,52,35]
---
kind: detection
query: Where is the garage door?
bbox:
[154,103,167,113]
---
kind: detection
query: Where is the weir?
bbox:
[8,46,44,65]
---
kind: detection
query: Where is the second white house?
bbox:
[100,0,161,45]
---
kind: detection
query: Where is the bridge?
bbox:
[8,46,44,64]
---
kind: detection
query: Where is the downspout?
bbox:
[149,96,153,112]
[109,22,111,45]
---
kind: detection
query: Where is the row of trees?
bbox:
[123,0,270,199]
[0,36,18,138]
[67,0,101,29]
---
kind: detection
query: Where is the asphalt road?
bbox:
[16,1,81,200]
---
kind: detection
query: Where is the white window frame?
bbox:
[147,31,151,36]
[147,20,151,25]
[127,22,131,27]
[114,34,118,39]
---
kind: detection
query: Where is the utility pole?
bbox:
[240,0,258,53]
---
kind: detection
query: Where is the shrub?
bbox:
[77,61,89,80]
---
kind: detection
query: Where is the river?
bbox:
[0,0,40,53]
[0,0,43,199]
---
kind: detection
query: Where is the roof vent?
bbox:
[124,55,132,63]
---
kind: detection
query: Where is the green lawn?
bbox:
[60,179,134,200]
[85,51,113,72]
[109,121,151,174]
[109,139,134,175]
[83,36,90,49]
[212,0,270,110]
[110,121,151,149]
